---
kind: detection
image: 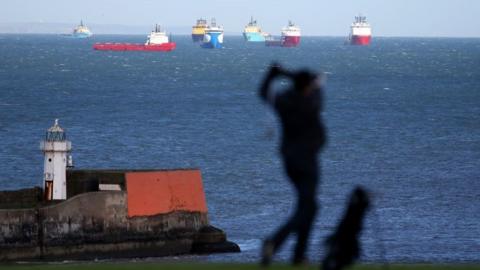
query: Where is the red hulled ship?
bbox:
[348,15,372,45]
[93,25,176,52]
[281,21,301,47]
[265,21,301,47]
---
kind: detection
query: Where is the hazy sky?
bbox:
[1,0,479,37]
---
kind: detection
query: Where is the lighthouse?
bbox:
[40,119,73,200]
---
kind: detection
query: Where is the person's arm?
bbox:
[259,64,290,105]
[259,67,278,105]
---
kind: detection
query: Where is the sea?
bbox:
[0,34,479,264]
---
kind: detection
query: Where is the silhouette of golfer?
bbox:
[259,63,327,266]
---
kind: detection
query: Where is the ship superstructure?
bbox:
[281,21,301,47]
[349,15,372,45]
[201,18,224,49]
[192,18,209,42]
[72,20,92,38]
[243,17,267,42]
[145,24,170,45]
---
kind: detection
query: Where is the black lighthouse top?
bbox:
[45,119,66,142]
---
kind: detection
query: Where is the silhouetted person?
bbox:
[322,186,370,270]
[259,63,327,266]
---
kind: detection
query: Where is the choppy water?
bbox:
[1,34,479,263]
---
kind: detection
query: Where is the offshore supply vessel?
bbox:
[72,20,92,38]
[192,18,208,42]
[281,21,301,47]
[348,15,372,45]
[243,17,267,42]
[93,24,176,51]
[201,18,224,49]
[265,21,301,47]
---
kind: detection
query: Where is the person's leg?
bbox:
[269,159,303,251]
[292,184,317,263]
[262,207,297,266]
[292,156,319,264]
[262,157,302,266]
[262,154,319,265]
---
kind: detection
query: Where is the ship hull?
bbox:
[243,32,265,42]
[93,43,176,51]
[265,40,282,47]
[350,35,371,45]
[192,34,204,42]
[282,36,300,47]
[73,32,92,38]
[201,32,223,49]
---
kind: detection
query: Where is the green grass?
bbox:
[1,263,479,270]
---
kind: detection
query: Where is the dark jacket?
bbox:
[260,82,326,157]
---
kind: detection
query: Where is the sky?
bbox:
[1,0,479,37]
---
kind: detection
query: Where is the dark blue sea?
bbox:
[1,34,479,263]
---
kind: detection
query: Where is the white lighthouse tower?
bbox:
[40,119,72,200]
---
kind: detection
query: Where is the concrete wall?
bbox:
[66,170,126,198]
[0,187,42,209]
[0,168,239,261]
[0,191,209,261]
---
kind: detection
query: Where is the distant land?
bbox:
[0,22,193,35]
[1,22,479,38]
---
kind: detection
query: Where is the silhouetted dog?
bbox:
[322,186,370,270]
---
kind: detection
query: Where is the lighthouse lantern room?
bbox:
[40,119,72,200]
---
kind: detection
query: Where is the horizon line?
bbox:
[0,32,479,39]
[1,21,479,39]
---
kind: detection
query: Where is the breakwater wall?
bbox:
[0,169,239,261]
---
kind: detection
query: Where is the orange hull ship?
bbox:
[94,24,176,52]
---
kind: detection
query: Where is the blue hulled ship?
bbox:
[243,17,267,42]
[72,20,92,38]
[201,18,224,49]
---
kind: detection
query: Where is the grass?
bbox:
[0,263,479,270]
